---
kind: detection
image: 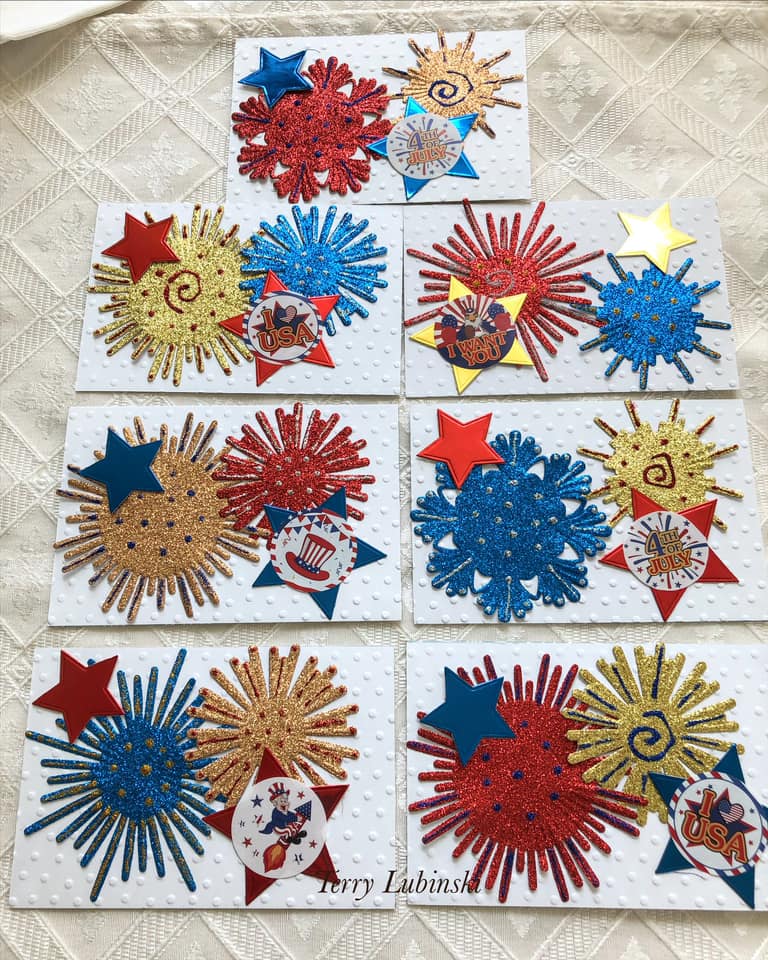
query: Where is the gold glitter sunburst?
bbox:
[55,414,259,622]
[564,644,743,823]
[90,206,251,386]
[579,399,742,530]
[185,645,359,803]
[383,30,523,138]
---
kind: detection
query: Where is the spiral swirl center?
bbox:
[628,709,676,762]
[428,70,474,108]
[163,270,203,314]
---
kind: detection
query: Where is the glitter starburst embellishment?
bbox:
[215,402,374,532]
[24,650,214,903]
[55,415,260,622]
[565,644,742,824]
[185,645,359,804]
[240,205,388,335]
[90,207,251,387]
[408,654,645,903]
[578,399,743,531]
[579,255,728,389]
[383,30,523,138]
[406,200,604,381]
[232,57,392,202]
[412,431,612,621]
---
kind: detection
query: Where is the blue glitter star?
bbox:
[579,254,727,390]
[412,431,612,622]
[240,205,387,336]
[24,650,214,903]
[79,428,163,512]
[239,48,312,107]
[422,668,515,765]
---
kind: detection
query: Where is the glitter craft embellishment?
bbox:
[383,30,523,139]
[240,205,388,336]
[33,652,123,743]
[406,200,604,381]
[186,644,359,804]
[615,202,695,272]
[417,410,504,489]
[24,650,214,903]
[232,57,392,202]
[412,430,612,621]
[54,415,260,622]
[239,48,312,106]
[409,654,645,903]
[565,644,742,824]
[578,255,728,390]
[91,207,251,387]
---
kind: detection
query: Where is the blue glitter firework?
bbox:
[412,432,612,621]
[579,254,727,390]
[25,650,214,903]
[240,205,387,335]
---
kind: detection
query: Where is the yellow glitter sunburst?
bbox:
[578,399,742,530]
[185,645,359,803]
[90,206,251,386]
[383,30,523,138]
[55,414,259,622]
[564,644,742,823]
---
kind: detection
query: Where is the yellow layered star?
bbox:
[410,277,530,393]
[615,202,695,272]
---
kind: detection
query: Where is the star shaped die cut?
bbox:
[33,651,124,742]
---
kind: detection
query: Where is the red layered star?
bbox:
[220,271,339,386]
[204,749,347,905]
[33,651,124,742]
[601,490,738,621]
[417,410,504,488]
[101,213,180,282]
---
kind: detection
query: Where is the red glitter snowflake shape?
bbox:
[408,654,646,903]
[232,57,392,203]
[214,402,375,532]
[406,200,605,382]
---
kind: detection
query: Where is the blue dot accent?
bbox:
[513,770,524,780]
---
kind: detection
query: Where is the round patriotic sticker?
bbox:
[244,291,322,366]
[270,508,357,594]
[434,291,517,371]
[386,110,466,182]
[623,509,710,591]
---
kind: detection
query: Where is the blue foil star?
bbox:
[79,429,163,512]
[240,48,312,107]
[422,667,515,765]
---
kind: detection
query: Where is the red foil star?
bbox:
[232,57,392,202]
[33,652,124,742]
[417,410,504,488]
[204,749,346,905]
[101,213,180,282]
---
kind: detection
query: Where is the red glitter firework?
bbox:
[214,403,375,532]
[406,200,605,381]
[232,57,392,203]
[408,654,645,903]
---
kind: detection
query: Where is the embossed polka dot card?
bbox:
[227,32,529,205]
[48,403,400,626]
[404,197,738,396]
[11,644,396,909]
[410,399,765,625]
[406,642,768,910]
[77,201,402,395]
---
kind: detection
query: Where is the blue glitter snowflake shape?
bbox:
[240,204,388,335]
[412,432,612,622]
[24,650,215,903]
[579,254,727,390]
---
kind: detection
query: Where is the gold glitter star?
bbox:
[615,202,695,272]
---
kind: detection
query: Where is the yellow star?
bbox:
[410,277,530,394]
[615,202,695,272]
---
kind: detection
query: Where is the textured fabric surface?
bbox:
[1,1,767,957]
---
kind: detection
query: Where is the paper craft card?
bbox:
[410,399,765,625]
[227,32,530,206]
[78,201,402,395]
[11,644,395,909]
[49,402,400,626]
[403,197,737,396]
[407,641,768,910]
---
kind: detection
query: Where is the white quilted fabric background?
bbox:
[0,1,766,958]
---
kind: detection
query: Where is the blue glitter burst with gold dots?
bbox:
[24,650,214,903]
[579,254,727,390]
[240,204,388,335]
[412,431,612,622]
